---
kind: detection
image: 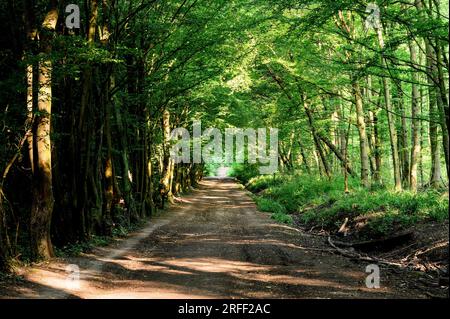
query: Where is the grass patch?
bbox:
[253,197,293,224]
[247,174,285,193]
[242,172,448,237]
[300,189,448,236]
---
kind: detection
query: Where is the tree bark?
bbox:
[434,44,449,180]
[376,27,402,191]
[160,109,175,205]
[424,0,449,179]
[303,98,331,179]
[425,40,442,188]
[30,4,58,259]
[409,41,421,191]
[352,80,370,187]
[297,138,311,174]
[396,85,410,187]
[365,76,377,181]
[318,132,356,177]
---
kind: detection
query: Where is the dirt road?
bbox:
[1,178,428,298]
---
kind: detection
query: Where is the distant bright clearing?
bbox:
[216,167,230,178]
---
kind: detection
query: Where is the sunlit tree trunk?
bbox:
[419,86,425,187]
[409,41,421,191]
[30,5,58,259]
[365,76,377,180]
[160,109,175,205]
[367,93,383,185]
[376,27,402,191]
[144,93,156,216]
[336,95,347,163]
[397,86,410,187]
[101,1,116,234]
[352,80,370,187]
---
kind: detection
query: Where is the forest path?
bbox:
[2,178,426,298]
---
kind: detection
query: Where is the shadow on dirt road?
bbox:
[0,178,428,298]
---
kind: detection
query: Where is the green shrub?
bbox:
[55,235,111,257]
[247,174,284,193]
[254,197,293,224]
[249,174,361,213]
[228,163,260,184]
[255,197,286,215]
[246,172,448,236]
[299,187,449,235]
[272,212,293,224]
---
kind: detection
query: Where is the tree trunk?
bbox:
[160,109,175,205]
[397,85,410,187]
[425,41,442,188]
[434,44,449,180]
[352,80,370,187]
[30,5,58,260]
[377,28,402,191]
[426,0,449,179]
[419,85,425,187]
[409,40,421,191]
[365,76,377,180]
[318,133,356,177]
[372,108,382,184]
[303,97,331,179]
[102,78,114,235]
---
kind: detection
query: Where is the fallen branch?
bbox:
[331,230,414,251]
[327,236,404,267]
[381,242,417,259]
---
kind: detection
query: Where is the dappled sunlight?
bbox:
[3,178,409,299]
[74,253,394,298]
[235,273,338,289]
[159,257,268,273]
[20,266,84,297]
[201,196,231,200]
[1,0,447,302]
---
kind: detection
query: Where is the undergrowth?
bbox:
[238,169,449,237]
[55,220,147,258]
